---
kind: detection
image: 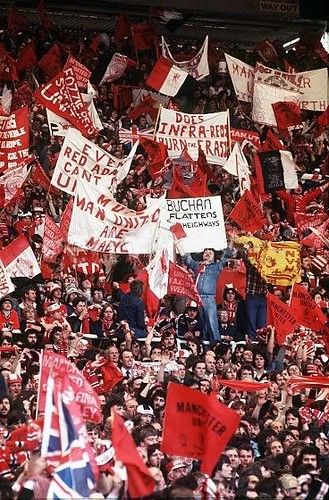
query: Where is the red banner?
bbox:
[38,351,102,423]
[42,216,64,263]
[168,261,202,305]
[60,198,74,241]
[267,292,298,344]
[37,44,63,78]
[34,67,97,139]
[162,383,240,476]
[64,55,91,89]
[295,211,327,236]
[0,107,30,171]
[290,283,327,331]
[229,190,266,232]
[231,128,261,149]
[214,378,270,392]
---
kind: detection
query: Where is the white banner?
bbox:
[68,180,164,254]
[0,260,14,299]
[159,196,227,252]
[156,108,229,165]
[223,142,251,194]
[252,81,300,126]
[100,53,129,85]
[254,63,328,111]
[225,53,254,102]
[162,36,209,81]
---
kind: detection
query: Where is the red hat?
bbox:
[7,374,22,385]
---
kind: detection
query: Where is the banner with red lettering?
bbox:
[225,53,254,102]
[229,190,266,232]
[34,67,97,139]
[68,180,164,254]
[0,107,30,171]
[156,108,229,165]
[42,216,64,262]
[162,382,240,475]
[267,292,298,344]
[168,261,202,305]
[290,283,327,331]
[295,211,327,236]
[161,36,209,81]
[38,350,102,423]
[0,260,14,300]
[252,81,300,126]
[51,128,138,195]
[63,55,91,89]
[0,160,30,208]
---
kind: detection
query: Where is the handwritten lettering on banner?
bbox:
[225,54,254,102]
[0,107,30,171]
[160,196,227,252]
[68,180,164,254]
[162,36,209,81]
[51,129,118,195]
[156,108,229,165]
[254,63,328,112]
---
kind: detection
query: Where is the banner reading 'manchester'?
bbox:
[156,108,229,165]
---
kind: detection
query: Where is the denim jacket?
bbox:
[184,248,233,296]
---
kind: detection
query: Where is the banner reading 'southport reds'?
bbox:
[156,108,229,165]
[0,107,30,171]
[68,179,164,254]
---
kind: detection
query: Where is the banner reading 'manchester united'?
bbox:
[156,108,229,165]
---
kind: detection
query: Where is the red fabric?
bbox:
[140,137,168,179]
[214,378,271,392]
[37,0,54,31]
[7,6,28,34]
[100,360,123,391]
[276,187,322,226]
[168,161,210,198]
[112,411,155,498]
[216,267,246,302]
[272,101,302,130]
[0,309,20,330]
[132,21,156,51]
[267,292,298,344]
[128,95,158,122]
[260,129,287,152]
[168,261,202,305]
[0,45,18,81]
[255,40,277,63]
[60,198,74,241]
[290,284,327,331]
[136,267,160,322]
[229,190,266,232]
[162,383,240,476]
[288,375,329,392]
[16,41,37,74]
[37,44,63,79]
[114,14,131,48]
[42,216,64,263]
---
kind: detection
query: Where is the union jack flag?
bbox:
[41,375,98,499]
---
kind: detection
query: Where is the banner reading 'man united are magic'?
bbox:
[156,108,229,165]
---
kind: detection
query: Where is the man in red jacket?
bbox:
[277,181,329,225]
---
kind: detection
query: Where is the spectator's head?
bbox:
[130,280,144,297]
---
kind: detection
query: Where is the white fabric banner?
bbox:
[280,150,299,190]
[223,142,251,193]
[225,53,254,102]
[159,196,227,252]
[254,63,328,111]
[68,180,164,254]
[252,81,300,126]
[0,260,14,299]
[100,53,129,85]
[162,36,209,81]
[156,108,229,165]
[0,235,40,279]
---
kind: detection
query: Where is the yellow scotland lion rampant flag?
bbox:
[237,236,301,286]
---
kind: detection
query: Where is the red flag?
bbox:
[283,60,296,74]
[214,378,270,392]
[132,21,155,51]
[60,198,73,241]
[260,129,287,152]
[37,0,54,31]
[34,67,97,139]
[267,292,298,345]
[170,223,187,241]
[229,190,266,232]
[255,39,277,63]
[197,146,212,177]
[287,375,329,392]
[16,41,37,74]
[0,46,18,81]
[290,283,327,331]
[168,149,210,198]
[128,95,158,122]
[140,136,169,179]
[0,107,30,172]
[37,44,63,78]
[136,266,160,322]
[42,216,64,263]
[272,101,302,130]
[38,351,102,423]
[168,261,202,305]
[162,383,240,476]
[114,14,131,48]
[63,55,91,89]
[112,411,155,498]
[100,360,123,391]
[216,267,246,302]
[7,5,27,34]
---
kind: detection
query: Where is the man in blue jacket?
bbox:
[117,280,147,338]
[180,241,234,342]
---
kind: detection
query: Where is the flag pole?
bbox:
[152,104,162,141]
[227,110,232,156]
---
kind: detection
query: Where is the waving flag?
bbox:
[41,375,97,499]
[146,57,196,97]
